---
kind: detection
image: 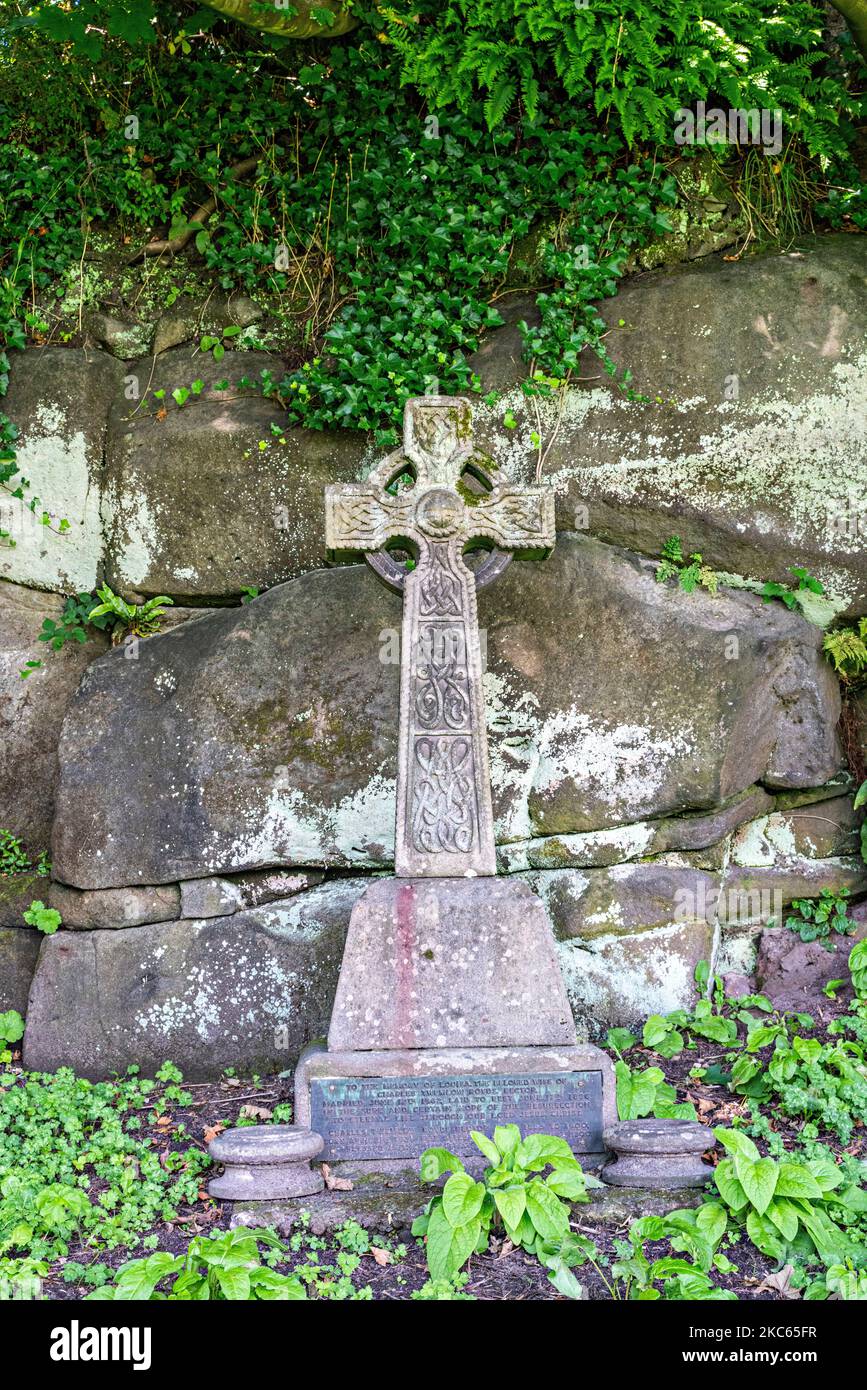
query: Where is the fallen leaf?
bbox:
[203,1123,225,1144]
[240,1103,272,1121]
[753,1265,800,1299]
[322,1162,353,1192]
[370,1247,391,1267]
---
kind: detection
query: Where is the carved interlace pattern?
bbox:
[414,626,470,731]
[410,737,475,855]
[418,544,463,617]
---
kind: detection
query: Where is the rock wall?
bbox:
[2,234,864,1077]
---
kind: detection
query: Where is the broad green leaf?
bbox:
[492,1124,521,1158]
[642,1015,671,1047]
[798,1207,851,1268]
[547,1262,585,1299]
[793,1036,822,1064]
[774,1163,823,1200]
[514,1133,574,1170]
[525,1178,570,1241]
[766,1198,799,1242]
[737,1157,778,1216]
[649,1257,695,1278]
[745,1025,780,1053]
[247,1269,306,1300]
[425,1203,481,1282]
[629,1216,666,1243]
[215,1265,250,1300]
[745,1210,784,1261]
[806,1157,844,1192]
[695,1203,727,1249]
[713,1158,749,1213]
[419,1146,464,1183]
[470,1130,501,1166]
[113,1253,181,1301]
[713,1127,759,1163]
[442,1172,485,1227]
[606,1027,636,1053]
[545,1161,588,1202]
[493,1186,526,1231]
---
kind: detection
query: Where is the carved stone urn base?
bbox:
[294,877,616,1167]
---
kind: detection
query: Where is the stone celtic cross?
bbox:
[325,397,555,877]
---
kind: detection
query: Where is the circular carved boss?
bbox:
[367,486,511,593]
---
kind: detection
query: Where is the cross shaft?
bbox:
[325,397,554,877]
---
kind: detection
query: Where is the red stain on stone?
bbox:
[394,882,417,1047]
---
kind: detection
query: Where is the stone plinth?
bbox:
[328,877,576,1051]
[208,1125,324,1200]
[602,1119,716,1188]
[297,875,615,1167]
[296,1042,616,1167]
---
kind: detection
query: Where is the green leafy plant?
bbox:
[805,1261,867,1300]
[87,1227,306,1301]
[655,536,718,594]
[22,900,61,935]
[0,830,48,877]
[87,586,173,644]
[0,1063,208,1262]
[823,618,867,682]
[413,1127,598,1282]
[849,939,867,1000]
[784,888,855,944]
[0,1011,24,1065]
[199,325,244,362]
[385,0,861,158]
[537,1209,736,1301]
[411,1273,475,1300]
[712,1127,866,1270]
[761,566,825,611]
[855,781,867,866]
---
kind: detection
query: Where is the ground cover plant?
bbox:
[1,944,864,1302]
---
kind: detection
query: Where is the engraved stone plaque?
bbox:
[310,1071,604,1161]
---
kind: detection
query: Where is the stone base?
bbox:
[327,876,577,1051]
[601,1118,716,1189]
[207,1123,324,1200]
[295,1041,616,1166]
[209,1162,325,1201]
[228,1180,702,1239]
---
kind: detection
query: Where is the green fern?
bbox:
[823,619,867,680]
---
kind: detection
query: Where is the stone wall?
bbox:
[2,233,865,1077]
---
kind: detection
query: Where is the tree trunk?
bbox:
[200,0,357,39]
[827,0,867,61]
